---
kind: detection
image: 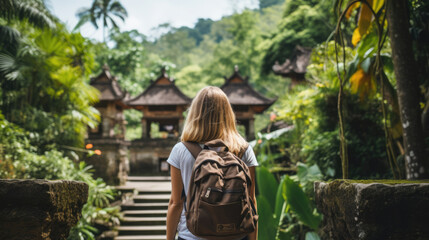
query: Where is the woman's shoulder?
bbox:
[172,142,187,153]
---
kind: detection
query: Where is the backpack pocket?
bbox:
[196,199,242,236]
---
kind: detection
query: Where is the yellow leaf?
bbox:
[353,0,374,46]
[350,68,365,93]
[372,0,384,14]
[350,67,375,100]
[345,2,360,20]
[352,28,361,46]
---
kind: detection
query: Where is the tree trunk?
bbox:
[386,0,428,179]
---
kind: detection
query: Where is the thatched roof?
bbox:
[272,46,312,77]
[90,64,127,101]
[221,66,276,113]
[127,69,191,106]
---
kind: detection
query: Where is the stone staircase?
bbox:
[115,176,171,240]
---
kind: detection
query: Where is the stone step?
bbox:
[137,189,171,195]
[122,209,168,217]
[121,216,166,226]
[121,202,169,211]
[118,181,171,194]
[127,176,171,182]
[115,235,166,240]
[116,178,171,240]
[115,186,136,194]
[133,194,170,203]
[117,225,166,236]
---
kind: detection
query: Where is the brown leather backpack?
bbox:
[183,139,258,240]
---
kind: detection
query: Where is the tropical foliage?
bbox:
[0,0,119,238]
[0,0,55,54]
[332,0,429,179]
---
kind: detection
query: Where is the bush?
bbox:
[0,117,120,240]
[301,87,390,179]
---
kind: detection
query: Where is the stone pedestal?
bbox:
[85,138,130,185]
[0,179,88,240]
[314,180,429,240]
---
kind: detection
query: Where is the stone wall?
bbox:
[0,179,88,240]
[85,138,176,183]
[314,180,429,240]
[128,138,176,175]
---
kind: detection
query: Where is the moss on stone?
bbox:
[0,179,88,240]
[315,180,429,239]
[329,179,429,185]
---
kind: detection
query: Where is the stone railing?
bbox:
[0,179,88,240]
[315,180,429,240]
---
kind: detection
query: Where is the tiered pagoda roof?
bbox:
[127,69,191,107]
[272,46,312,78]
[90,64,128,102]
[221,66,276,113]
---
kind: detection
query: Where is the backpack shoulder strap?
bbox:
[182,141,202,159]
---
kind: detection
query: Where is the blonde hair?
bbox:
[181,86,247,155]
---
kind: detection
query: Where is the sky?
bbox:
[49,0,259,41]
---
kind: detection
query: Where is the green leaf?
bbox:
[257,195,277,240]
[356,32,377,59]
[345,56,359,81]
[277,228,293,240]
[361,57,371,73]
[274,175,286,225]
[256,166,279,212]
[284,176,322,230]
[307,164,322,177]
[305,231,321,240]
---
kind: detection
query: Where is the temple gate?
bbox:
[221,66,276,140]
[126,69,191,176]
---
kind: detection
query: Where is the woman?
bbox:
[166,86,258,240]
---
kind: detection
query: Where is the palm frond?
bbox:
[73,12,92,31]
[0,25,21,55]
[111,10,126,22]
[76,7,90,18]
[0,0,14,19]
[0,52,19,81]
[13,1,56,29]
[109,1,128,18]
[89,3,100,29]
[107,16,119,29]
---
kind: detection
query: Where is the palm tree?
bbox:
[0,0,55,54]
[74,0,128,42]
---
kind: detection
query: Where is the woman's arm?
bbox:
[248,166,258,240]
[166,165,184,240]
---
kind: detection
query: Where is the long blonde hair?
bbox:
[181,86,247,155]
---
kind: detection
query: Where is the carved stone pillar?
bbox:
[248,118,255,140]
[117,145,129,185]
[141,118,148,139]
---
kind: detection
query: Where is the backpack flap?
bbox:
[204,139,229,153]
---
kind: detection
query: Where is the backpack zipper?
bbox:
[205,187,243,198]
[224,189,244,193]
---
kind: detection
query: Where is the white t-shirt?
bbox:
[167,142,258,240]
